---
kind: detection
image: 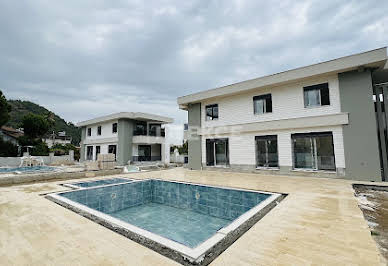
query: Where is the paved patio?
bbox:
[0,168,385,265]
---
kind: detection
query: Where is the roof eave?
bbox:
[177,47,388,108]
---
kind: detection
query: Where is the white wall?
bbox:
[201,75,341,127]
[201,125,345,168]
[84,143,116,161]
[199,74,346,170]
[85,120,118,141]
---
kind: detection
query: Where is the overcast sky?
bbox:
[1,1,388,144]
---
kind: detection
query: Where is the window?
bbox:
[108,145,117,161]
[97,126,101,136]
[304,83,330,107]
[255,135,278,167]
[292,132,335,171]
[86,146,93,160]
[149,124,161,136]
[95,146,100,160]
[206,138,229,166]
[134,121,147,135]
[87,128,91,136]
[112,123,118,133]
[138,145,151,161]
[206,104,218,121]
[253,94,272,114]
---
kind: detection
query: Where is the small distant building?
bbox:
[76,112,173,165]
[43,131,72,148]
[0,126,24,146]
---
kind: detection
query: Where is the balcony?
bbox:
[132,135,165,144]
[133,128,165,137]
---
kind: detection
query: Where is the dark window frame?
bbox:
[291,131,336,171]
[108,145,117,161]
[253,94,272,114]
[303,83,330,108]
[97,126,102,136]
[255,135,278,168]
[112,123,118,134]
[206,138,229,166]
[87,128,91,137]
[86,146,93,160]
[206,104,219,121]
[95,146,101,160]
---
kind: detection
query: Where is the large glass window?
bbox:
[97,126,101,136]
[292,132,335,171]
[206,138,229,166]
[206,104,218,121]
[86,146,93,160]
[138,145,151,161]
[255,135,278,167]
[108,145,117,161]
[149,124,161,136]
[134,121,147,135]
[95,146,100,160]
[304,83,330,107]
[87,128,91,136]
[253,94,272,115]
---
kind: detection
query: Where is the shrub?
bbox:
[0,139,18,157]
[30,142,49,156]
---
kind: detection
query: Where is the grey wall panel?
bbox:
[187,103,202,170]
[117,119,134,166]
[80,127,86,162]
[339,70,382,181]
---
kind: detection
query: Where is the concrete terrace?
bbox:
[0,168,385,265]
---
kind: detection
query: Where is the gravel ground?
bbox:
[354,184,388,262]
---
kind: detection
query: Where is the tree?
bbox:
[0,90,11,127]
[21,114,50,139]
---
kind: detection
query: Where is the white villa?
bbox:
[77,112,173,165]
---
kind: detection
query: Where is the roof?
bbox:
[76,112,174,127]
[0,126,24,139]
[177,47,388,109]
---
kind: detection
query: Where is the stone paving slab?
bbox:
[0,168,385,265]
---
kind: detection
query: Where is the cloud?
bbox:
[1,0,388,146]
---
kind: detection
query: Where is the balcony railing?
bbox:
[133,128,165,137]
[132,156,162,162]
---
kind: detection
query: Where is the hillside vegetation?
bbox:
[6,100,81,145]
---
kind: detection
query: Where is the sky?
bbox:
[1,0,388,144]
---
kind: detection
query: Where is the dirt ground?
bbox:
[354,184,388,262]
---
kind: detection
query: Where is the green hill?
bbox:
[6,100,81,145]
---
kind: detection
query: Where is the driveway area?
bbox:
[0,168,385,265]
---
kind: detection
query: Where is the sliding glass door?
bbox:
[292,132,335,171]
[206,138,229,166]
[256,135,278,167]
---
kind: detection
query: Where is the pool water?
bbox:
[59,179,271,249]
[0,166,56,173]
[112,202,230,248]
[71,178,132,188]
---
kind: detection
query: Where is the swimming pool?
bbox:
[0,166,56,173]
[47,179,283,265]
[64,178,133,189]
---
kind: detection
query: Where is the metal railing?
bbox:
[132,156,162,162]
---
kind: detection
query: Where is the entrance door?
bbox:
[206,138,229,166]
[138,145,151,161]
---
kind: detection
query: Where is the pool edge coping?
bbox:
[45,178,285,265]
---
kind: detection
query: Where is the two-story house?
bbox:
[77,112,173,165]
[178,48,388,182]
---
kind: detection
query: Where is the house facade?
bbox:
[0,126,24,146]
[77,112,173,166]
[178,48,388,181]
[43,131,72,148]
